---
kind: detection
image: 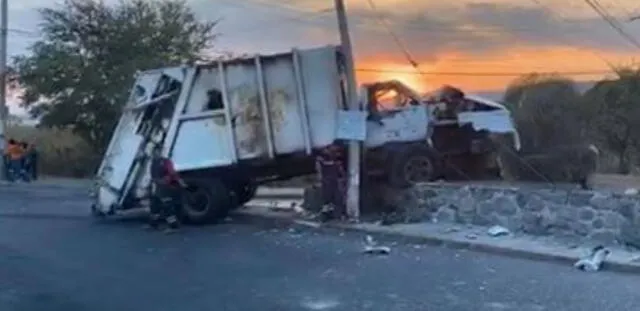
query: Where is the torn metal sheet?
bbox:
[457,110,521,150]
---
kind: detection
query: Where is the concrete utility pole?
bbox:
[0,0,7,181]
[334,0,361,221]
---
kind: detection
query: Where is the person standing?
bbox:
[26,143,38,181]
[147,145,187,233]
[315,143,347,221]
[19,142,31,183]
[4,139,23,182]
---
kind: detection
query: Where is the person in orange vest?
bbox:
[4,139,24,182]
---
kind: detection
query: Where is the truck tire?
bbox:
[181,178,232,224]
[388,145,438,188]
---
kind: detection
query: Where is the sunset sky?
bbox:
[7,0,640,113]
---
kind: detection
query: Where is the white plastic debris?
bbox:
[364,245,391,254]
[487,225,510,237]
[624,188,639,196]
[574,246,610,272]
[363,235,391,255]
[365,235,375,246]
[292,202,306,214]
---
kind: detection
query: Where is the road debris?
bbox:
[363,235,391,255]
[441,227,461,234]
[292,202,306,214]
[487,225,510,237]
[624,188,639,196]
[574,245,610,272]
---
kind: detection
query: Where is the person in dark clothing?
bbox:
[19,142,32,182]
[315,143,347,221]
[26,143,38,180]
[147,145,187,233]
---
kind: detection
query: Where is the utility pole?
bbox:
[0,0,7,181]
[334,0,361,221]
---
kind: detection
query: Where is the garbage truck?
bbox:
[91,45,520,224]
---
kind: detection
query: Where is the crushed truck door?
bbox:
[94,67,187,213]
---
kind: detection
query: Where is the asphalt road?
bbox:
[1,183,640,311]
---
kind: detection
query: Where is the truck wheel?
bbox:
[181,178,232,224]
[388,146,437,188]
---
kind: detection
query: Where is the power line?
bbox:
[528,0,616,69]
[364,0,417,67]
[582,0,640,49]
[606,0,634,17]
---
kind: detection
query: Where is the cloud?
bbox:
[202,0,640,66]
[346,2,640,60]
[9,0,640,94]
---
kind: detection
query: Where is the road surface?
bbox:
[0,182,639,311]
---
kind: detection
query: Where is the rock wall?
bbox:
[387,184,640,246]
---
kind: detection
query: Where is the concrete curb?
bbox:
[234,207,640,275]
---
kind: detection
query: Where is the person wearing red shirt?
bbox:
[316,143,347,221]
[147,145,187,233]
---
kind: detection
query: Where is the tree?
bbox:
[13,0,217,151]
[582,67,640,174]
[503,73,585,153]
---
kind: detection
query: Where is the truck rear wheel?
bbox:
[181,178,232,224]
[388,145,438,188]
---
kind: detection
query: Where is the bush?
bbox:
[6,125,100,178]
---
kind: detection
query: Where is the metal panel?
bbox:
[365,105,430,148]
[254,55,276,158]
[120,67,191,206]
[165,68,197,157]
[291,48,312,154]
[178,110,225,122]
[218,61,239,163]
[224,58,268,159]
[98,111,144,190]
[296,46,342,148]
[258,53,305,155]
[183,67,217,114]
[172,117,234,171]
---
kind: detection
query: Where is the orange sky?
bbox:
[212,0,640,94]
[355,46,636,92]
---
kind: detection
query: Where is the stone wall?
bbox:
[387,184,640,246]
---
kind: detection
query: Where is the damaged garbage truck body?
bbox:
[92,45,520,224]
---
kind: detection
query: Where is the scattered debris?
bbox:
[574,245,610,272]
[487,225,510,237]
[363,235,391,255]
[441,227,461,234]
[293,202,306,214]
[364,244,391,255]
[465,233,478,240]
[294,220,322,228]
[624,188,639,196]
